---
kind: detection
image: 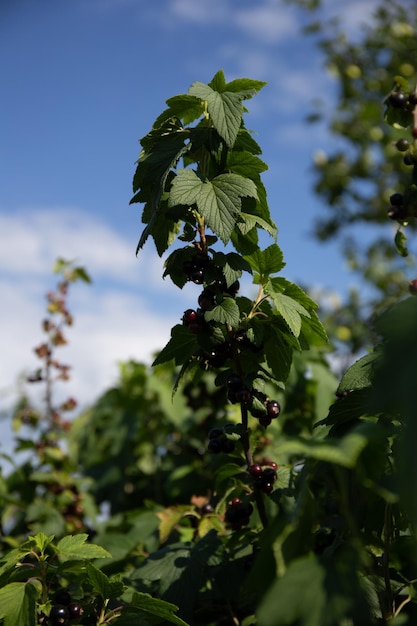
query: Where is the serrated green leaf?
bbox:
[238,212,277,239]
[0,582,38,626]
[337,351,380,394]
[245,244,285,277]
[86,562,124,600]
[155,94,203,127]
[267,289,310,337]
[224,77,267,97]
[226,151,268,177]
[204,297,240,328]
[56,534,111,561]
[169,170,257,244]
[189,81,243,147]
[152,324,199,366]
[128,591,190,626]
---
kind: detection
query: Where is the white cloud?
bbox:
[0,207,193,416]
[235,3,298,44]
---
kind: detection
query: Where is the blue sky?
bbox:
[0,0,381,417]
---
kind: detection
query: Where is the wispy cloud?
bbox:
[0,207,193,413]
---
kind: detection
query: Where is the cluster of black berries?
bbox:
[182,252,211,284]
[393,136,417,167]
[49,590,83,625]
[387,192,410,222]
[388,89,417,114]
[207,427,235,454]
[248,461,278,495]
[224,497,253,530]
[226,374,281,427]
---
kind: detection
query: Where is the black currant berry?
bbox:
[182,309,198,325]
[222,438,235,453]
[409,92,417,107]
[235,387,252,404]
[266,400,281,419]
[191,268,205,284]
[198,288,216,310]
[388,205,408,221]
[54,590,72,607]
[262,482,274,495]
[390,193,404,206]
[68,603,83,620]
[227,374,243,390]
[208,438,223,453]
[396,138,409,152]
[262,467,278,483]
[259,415,272,427]
[403,154,415,166]
[248,464,263,478]
[208,427,223,440]
[389,91,407,108]
[50,604,70,625]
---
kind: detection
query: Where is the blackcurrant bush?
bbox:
[389,91,407,108]
[54,590,72,607]
[50,604,70,625]
[390,193,404,206]
[396,138,409,152]
[68,603,83,620]
[266,400,281,419]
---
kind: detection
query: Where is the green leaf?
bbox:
[267,288,310,337]
[152,324,199,366]
[204,297,240,328]
[395,227,408,257]
[168,170,257,244]
[238,212,277,239]
[244,244,285,277]
[337,351,380,394]
[86,562,125,600]
[189,79,244,147]
[275,421,382,468]
[211,251,252,286]
[0,582,38,626]
[154,94,203,126]
[128,591,190,626]
[56,534,111,561]
[226,151,268,177]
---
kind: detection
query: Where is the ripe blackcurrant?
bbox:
[389,91,407,108]
[198,288,216,310]
[262,467,278,483]
[266,400,281,419]
[227,374,243,390]
[68,603,83,620]
[390,193,404,206]
[388,205,408,221]
[191,268,205,284]
[396,138,409,152]
[208,427,223,440]
[49,604,70,625]
[248,464,263,478]
[259,415,272,427]
[235,387,252,404]
[403,154,415,166]
[182,309,198,324]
